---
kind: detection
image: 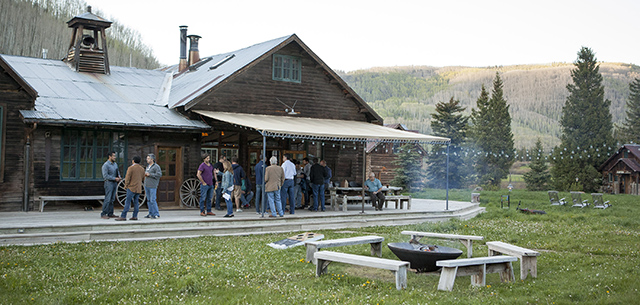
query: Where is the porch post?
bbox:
[446,143,450,211]
[261,134,267,217]
[362,142,366,214]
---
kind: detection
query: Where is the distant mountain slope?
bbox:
[339,63,640,149]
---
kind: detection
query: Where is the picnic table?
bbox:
[328,186,404,211]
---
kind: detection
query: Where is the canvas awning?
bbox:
[194,111,450,144]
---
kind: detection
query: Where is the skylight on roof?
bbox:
[209,54,235,70]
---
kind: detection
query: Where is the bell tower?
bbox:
[63,6,113,74]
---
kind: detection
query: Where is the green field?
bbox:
[1,190,638,304]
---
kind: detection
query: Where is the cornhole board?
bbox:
[268,232,324,249]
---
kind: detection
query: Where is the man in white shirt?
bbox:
[280,154,297,214]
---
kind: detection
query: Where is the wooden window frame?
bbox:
[60,129,127,181]
[272,54,301,83]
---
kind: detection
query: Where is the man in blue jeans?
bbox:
[254,157,265,214]
[213,156,226,210]
[309,157,328,211]
[280,154,296,214]
[101,151,121,219]
[144,153,162,219]
[197,154,216,216]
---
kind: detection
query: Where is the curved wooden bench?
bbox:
[314,251,409,290]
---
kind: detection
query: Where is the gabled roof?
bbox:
[1,54,208,130]
[168,34,382,123]
[600,144,640,171]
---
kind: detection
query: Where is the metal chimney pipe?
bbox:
[187,34,201,66]
[178,26,188,72]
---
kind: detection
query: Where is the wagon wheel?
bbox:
[180,178,201,208]
[117,180,146,207]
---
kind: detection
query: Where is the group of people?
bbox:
[100,151,387,220]
[197,155,251,218]
[263,155,333,217]
[100,152,162,220]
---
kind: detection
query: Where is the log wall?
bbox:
[0,64,33,211]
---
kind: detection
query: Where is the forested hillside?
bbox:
[0,0,159,69]
[340,63,640,150]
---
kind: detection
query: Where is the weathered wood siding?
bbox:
[27,128,201,210]
[0,65,32,211]
[191,42,370,122]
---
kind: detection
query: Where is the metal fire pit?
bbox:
[388,241,463,272]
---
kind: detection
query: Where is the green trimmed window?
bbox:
[61,130,126,180]
[272,54,301,83]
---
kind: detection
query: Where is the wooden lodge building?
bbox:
[600,144,640,195]
[0,8,448,211]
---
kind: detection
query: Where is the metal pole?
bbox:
[445,143,450,211]
[23,135,31,212]
[361,142,366,214]
[261,134,267,217]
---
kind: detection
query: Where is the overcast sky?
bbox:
[87,0,640,72]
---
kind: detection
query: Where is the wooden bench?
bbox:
[39,195,105,212]
[401,231,484,258]
[486,241,540,280]
[436,256,517,291]
[314,251,409,290]
[384,195,411,209]
[305,235,384,263]
[334,195,371,211]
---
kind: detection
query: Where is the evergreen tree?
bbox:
[426,97,469,189]
[620,78,640,144]
[523,138,550,191]
[390,144,424,191]
[551,47,615,192]
[470,72,515,187]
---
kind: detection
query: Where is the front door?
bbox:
[157,147,182,207]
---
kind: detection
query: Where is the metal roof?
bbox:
[169,35,291,109]
[1,54,209,130]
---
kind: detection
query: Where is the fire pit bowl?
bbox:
[388,242,463,272]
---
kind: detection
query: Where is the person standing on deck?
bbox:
[116,156,145,221]
[144,153,162,219]
[222,161,235,217]
[302,157,312,208]
[213,156,226,211]
[280,154,296,214]
[309,157,328,211]
[231,157,246,213]
[294,160,303,209]
[265,156,285,217]
[101,151,121,219]
[254,156,265,214]
[321,159,332,190]
[197,154,216,217]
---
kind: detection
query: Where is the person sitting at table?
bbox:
[364,172,385,211]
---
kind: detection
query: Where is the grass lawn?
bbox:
[1,190,638,304]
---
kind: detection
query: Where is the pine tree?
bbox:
[523,138,550,191]
[620,78,640,144]
[426,97,469,189]
[470,72,515,187]
[551,47,615,192]
[390,144,424,191]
